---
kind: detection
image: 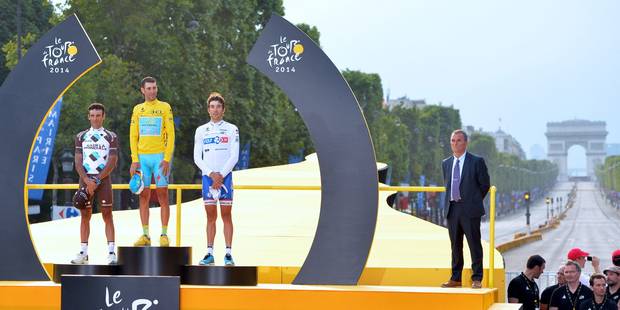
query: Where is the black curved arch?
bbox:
[0,14,101,280]
[247,15,379,285]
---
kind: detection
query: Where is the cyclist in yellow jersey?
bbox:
[129,76,175,247]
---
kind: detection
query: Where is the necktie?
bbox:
[452,159,461,201]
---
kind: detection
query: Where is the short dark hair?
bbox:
[565,260,581,273]
[140,76,157,88]
[526,255,546,269]
[451,129,468,141]
[88,103,105,115]
[207,92,226,108]
[589,273,606,286]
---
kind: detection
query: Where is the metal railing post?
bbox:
[489,186,497,289]
[176,187,182,246]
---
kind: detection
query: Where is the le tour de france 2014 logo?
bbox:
[267,36,304,73]
[41,37,78,74]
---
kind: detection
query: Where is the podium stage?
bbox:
[10,156,506,309]
[0,281,498,309]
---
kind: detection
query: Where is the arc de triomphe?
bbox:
[546,120,607,181]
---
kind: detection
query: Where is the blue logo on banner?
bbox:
[27,98,63,201]
[235,142,251,170]
[417,175,425,213]
[288,148,304,164]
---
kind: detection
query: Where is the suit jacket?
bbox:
[442,152,490,218]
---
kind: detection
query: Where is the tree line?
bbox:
[1,0,558,215]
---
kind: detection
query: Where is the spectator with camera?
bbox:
[567,248,601,287]
[612,250,620,267]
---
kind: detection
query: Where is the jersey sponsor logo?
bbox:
[42,37,77,74]
[204,136,229,145]
[83,143,108,151]
[266,36,303,73]
[139,116,163,136]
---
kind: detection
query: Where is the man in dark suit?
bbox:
[440,129,490,289]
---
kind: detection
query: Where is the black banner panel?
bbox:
[247,15,379,285]
[0,14,101,280]
[61,275,179,310]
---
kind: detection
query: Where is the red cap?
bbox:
[613,249,620,259]
[567,248,589,261]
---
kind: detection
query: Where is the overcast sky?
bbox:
[283,0,620,167]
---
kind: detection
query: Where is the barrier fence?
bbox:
[26,183,498,288]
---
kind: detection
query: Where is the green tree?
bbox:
[56,0,289,182]
[414,105,461,185]
[2,32,38,69]
[468,132,498,165]
[342,69,384,128]
[0,0,55,83]
[296,23,321,47]
[372,111,410,183]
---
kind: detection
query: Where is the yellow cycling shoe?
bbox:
[160,234,169,247]
[134,234,151,246]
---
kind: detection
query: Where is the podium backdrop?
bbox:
[0,14,101,280]
[248,15,379,285]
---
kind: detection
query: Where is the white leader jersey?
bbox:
[193,120,239,177]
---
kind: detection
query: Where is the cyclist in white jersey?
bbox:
[193,92,239,266]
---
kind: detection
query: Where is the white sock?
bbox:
[108,242,115,254]
[207,246,213,255]
[226,247,232,255]
[80,243,88,256]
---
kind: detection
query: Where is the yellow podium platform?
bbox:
[0,281,497,309]
[21,155,505,309]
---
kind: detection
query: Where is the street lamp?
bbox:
[524,191,531,234]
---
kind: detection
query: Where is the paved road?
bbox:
[501,182,620,272]
[481,182,572,245]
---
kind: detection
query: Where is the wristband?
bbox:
[91,176,101,185]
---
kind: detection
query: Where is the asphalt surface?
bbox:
[499,182,620,272]
[481,182,573,245]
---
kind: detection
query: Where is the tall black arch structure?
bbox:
[0,15,101,280]
[247,15,379,285]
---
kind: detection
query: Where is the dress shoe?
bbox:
[472,280,482,289]
[441,280,462,288]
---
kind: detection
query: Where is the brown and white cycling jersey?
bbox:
[75,127,118,175]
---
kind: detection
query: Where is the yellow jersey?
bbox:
[129,99,175,162]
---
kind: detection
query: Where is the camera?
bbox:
[587,256,593,261]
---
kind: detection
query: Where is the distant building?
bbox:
[385,96,426,111]
[493,129,526,160]
[463,126,526,160]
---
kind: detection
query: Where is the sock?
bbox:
[80,243,88,256]
[142,225,149,236]
[161,226,168,235]
[108,241,115,254]
[207,246,213,255]
[226,247,232,256]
